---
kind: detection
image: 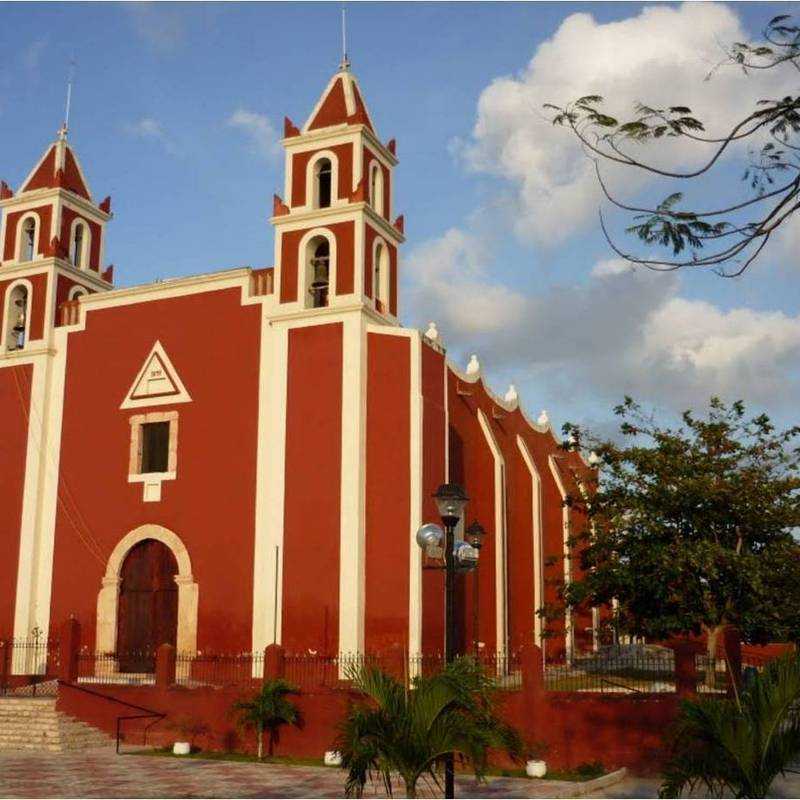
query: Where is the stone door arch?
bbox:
[96,524,198,657]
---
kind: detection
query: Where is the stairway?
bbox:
[0,696,113,752]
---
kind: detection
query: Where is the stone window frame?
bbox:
[128,410,179,502]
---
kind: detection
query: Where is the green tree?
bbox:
[660,652,800,798]
[546,14,800,276]
[337,658,523,798]
[231,679,300,760]
[559,397,800,664]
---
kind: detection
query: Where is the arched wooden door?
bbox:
[117,539,178,672]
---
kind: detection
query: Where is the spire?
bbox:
[17,137,92,200]
[302,66,375,134]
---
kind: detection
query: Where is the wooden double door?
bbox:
[116,539,178,673]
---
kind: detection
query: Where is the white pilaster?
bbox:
[337,314,367,654]
[252,320,289,652]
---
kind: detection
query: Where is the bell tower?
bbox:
[270,62,405,322]
[0,127,113,354]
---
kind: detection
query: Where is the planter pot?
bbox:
[324,750,343,767]
[526,760,547,778]
[173,742,191,756]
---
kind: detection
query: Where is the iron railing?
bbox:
[77,650,155,685]
[545,648,676,693]
[0,637,60,696]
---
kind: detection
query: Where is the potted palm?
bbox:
[337,657,523,798]
[231,678,301,760]
[660,652,800,798]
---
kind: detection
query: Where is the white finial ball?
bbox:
[466,354,480,375]
[589,451,600,466]
[504,384,518,403]
[424,321,439,341]
[537,409,549,426]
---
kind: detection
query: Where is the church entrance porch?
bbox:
[116,539,178,673]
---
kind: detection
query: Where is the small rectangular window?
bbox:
[140,421,170,474]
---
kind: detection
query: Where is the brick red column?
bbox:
[58,617,81,684]
[520,644,545,729]
[155,644,176,689]
[264,644,285,680]
[723,626,743,696]
[674,641,698,698]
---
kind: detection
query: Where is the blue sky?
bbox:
[2,2,799,434]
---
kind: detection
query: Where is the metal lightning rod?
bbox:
[59,59,76,141]
[340,4,350,70]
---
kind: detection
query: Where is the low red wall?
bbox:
[58,682,357,757]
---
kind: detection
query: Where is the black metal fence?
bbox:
[77,651,155,685]
[545,647,676,693]
[0,637,60,696]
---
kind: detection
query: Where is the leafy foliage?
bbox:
[231,679,300,760]
[660,652,800,798]
[337,658,523,798]
[557,398,800,654]
[546,15,800,276]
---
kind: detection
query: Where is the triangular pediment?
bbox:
[120,341,192,409]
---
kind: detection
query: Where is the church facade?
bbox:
[0,65,593,668]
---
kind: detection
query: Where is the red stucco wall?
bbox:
[282,323,343,654]
[364,332,410,653]
[0,364,32,636]
[49,287,261,651]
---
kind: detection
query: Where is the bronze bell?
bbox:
[12,298,26,334]
[309,256,329,306]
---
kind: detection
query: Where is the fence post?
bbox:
[264,644,285,680]
[155,644,176,689]
[723,626,743,696]
[520,644,545,714]
[674,641,697,698]
[58,617,81,684]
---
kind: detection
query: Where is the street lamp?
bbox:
[417,483,477,799]
[465,520,487,656]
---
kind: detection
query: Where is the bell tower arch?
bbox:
[270,63,405,322]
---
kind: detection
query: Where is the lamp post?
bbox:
[416,483,478,799]
[465,520,486,656]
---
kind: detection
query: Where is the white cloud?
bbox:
[125,3,186,53]
[226,109,281,161]
[123,117,179,155]
[459,3,794,247]
[405,232,800,413]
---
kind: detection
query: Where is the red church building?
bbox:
[0,63,594,674]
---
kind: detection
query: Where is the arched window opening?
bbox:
[21,218,36,262]
[369,164,384,215]
[68,286,87,301]
[5,285,29,352]
[307,238,330,309]
[315,158,332,208]
[374,243,390,312]
[72,222,86,268]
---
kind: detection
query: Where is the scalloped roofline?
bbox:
[444,352,592,467]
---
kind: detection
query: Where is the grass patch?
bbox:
[130,747,335,768]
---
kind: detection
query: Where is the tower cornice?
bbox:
[270,202,405,244]
[282,124,398,167]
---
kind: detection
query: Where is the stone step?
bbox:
[0,696,113,752]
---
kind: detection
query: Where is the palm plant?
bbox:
[660,653,800,798]
[337,657,523,798]
[231,678,300,760]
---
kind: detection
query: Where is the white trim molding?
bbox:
[120,340,192,410]
[476,408,508,656]
[516,436,545,651]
